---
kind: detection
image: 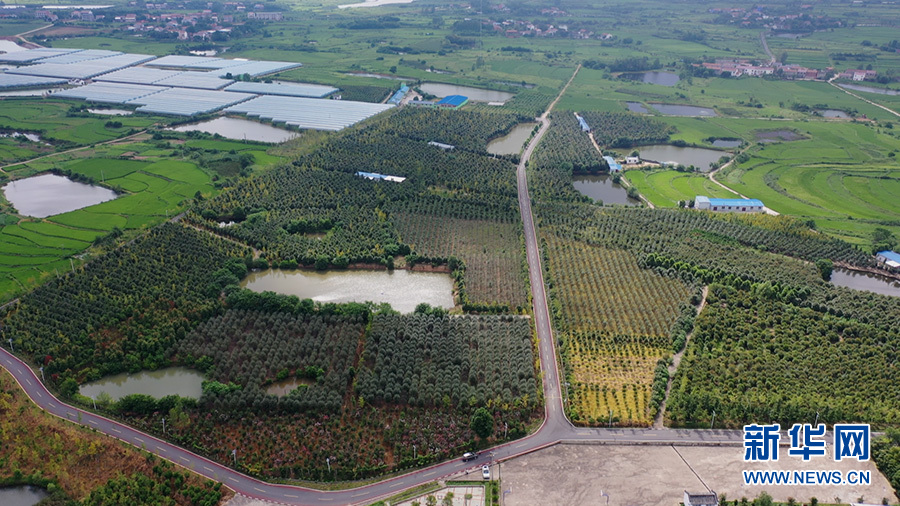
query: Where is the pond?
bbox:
[79,367,205,401]
[0,486,49,506]
[711,139,742,148]
[649,103,717,117]
[830,268,900,297]
[818,109,849,118]
[169,117,298,143]
[2,173,118,218]
[241,268,455,314]
[634,145,726,172]
[572,174,640,206]
[486,122,536,155]
[88,108,134,116]
[418,83,514,103]
[266,377,314,396]
[838,83,900,96]
[620,71,680,87]
[756,130,803,142]
[625,101,649,114]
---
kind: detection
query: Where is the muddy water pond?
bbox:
[635,145,726,172]
[241,268,454,314]
[169,117,298,143]
[572,174,640,205]
[2,173,118,218]
[0,486,49,506]
[486,122,536,155]
[830,268,900,297]
[620,71,680,87]
[818,109,849,118]
[711,139,742,148]
[838,83,900,96]
[418,83,514,103]
[756,130,803,142]
[79,367,205,401]
[266,377,314,396]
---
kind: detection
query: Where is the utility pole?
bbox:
[7,338,12,353]
[70,258,75,274]
[608,409,612,428]
[326,457,331,472]
[711,410,716,430]
[39,366,44,382]
[413,444,416,460]
[504,422,508,439]
[814,411,819,427]
[232,449,237,467]
[162,417,166,435]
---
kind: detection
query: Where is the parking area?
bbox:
[501,443,898,506]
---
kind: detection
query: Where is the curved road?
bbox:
[0,65,744,506]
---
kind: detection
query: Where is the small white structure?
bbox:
[684,490,718,506]
[625,155,640,165]
[355,171,406,183]
[428,141,455,150]
[875,250,900,271]
[695,195,763,213]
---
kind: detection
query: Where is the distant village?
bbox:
[0,1,283,42]
[697,59,879,82]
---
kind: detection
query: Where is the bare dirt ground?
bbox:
[502,444,898,506]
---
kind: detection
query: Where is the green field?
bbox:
[0,135,284,302]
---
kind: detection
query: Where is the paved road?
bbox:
[0,65,746,506]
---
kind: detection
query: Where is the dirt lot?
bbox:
[501,443,898,506]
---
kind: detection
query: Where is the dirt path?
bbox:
[759,31,775,64]
[829,78,900,119]
[14,24,51,47]
[706,148,779,215]
[653,285,708,428]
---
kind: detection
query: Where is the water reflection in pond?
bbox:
[625,102,649,113]
[266,377,314,396]
[838,83,900,96]
[79,367,205,401]
[635,145,726,172]
[0,486,49,506]
[241,268,455,314]
[649,103,717,117]
[711,139,742,148]
[818,109,849,118]
[2,173,118,218]
[830,268,900,297]
[169,117,298,143]
[572,174,640,205]
[418,83,514,103]
[486,123,536,155]
[620,71,680,87]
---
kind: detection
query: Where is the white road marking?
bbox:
[180,456,189,462]
[25,378,31,386]
[203,466,213,472]
[110,428,121,433]
[423,471,436,477]
[515,443,527,448]
[254,487,265,493]
[35,391,42,398]
[89,420,98,425]
[389,481,404,488]
[351,492,367,498]
[134,437,144,443]
[157,447,167,453]
[48,402,56,408]
[285,494,299,499]
[228,477,238,483]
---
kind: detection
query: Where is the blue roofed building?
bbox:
[875,250,900,270]
[604,156,622,173]
[436,95,468,109]
[695,195,764,213]
[388,84,409,105]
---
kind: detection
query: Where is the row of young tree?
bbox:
[3,223,248,383]
[579,111,674,148]
[666,285,900,427]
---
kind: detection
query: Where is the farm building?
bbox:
[875,250,900,271]
[387,84,408,105]
[575,113,590,132]
[684,490,718,506]
[625,155,640,165]
[435,95,468,109]
[604,156,622,173]
[356,171,406,183]
[695,195,763,213]
[428,141,455,150]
